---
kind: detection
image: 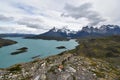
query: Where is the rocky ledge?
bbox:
[0,52,120,80]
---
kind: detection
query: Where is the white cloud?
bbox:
[62,3,106,26]
[0,0,119,34]
[0,25,46,34]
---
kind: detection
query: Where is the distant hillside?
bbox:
[74,35,120,65]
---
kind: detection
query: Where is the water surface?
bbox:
[0,37,78,68]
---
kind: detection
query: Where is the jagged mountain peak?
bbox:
[81,26,97,33]
[49,27,76,34]
[100,25,120,30]
[50,27,59,32]
[81,25,120,33]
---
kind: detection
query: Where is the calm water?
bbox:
[0,37,78,68]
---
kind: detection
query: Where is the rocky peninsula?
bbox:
[0,38,17,48]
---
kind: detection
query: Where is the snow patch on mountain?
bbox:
[50,27,77,35]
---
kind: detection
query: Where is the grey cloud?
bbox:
[62,3,106,26]
[12,2,37,15]
[16,18,48,30]
[0,26,36,34]
[17,21,40,28]
[0,14,14,22]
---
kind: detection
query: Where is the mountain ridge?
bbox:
[1,25,120,40]
[26,24,120,40]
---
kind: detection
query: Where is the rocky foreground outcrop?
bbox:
[0,36,120,80]
[0,52,120,80]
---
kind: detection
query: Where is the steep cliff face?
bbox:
[0,36,120,80]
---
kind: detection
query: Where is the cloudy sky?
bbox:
[0,0,119,34]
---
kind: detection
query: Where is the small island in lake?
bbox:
[11,47,28,55]
[32,55,41,59]
[0,38,17,48]
[17,47,28,50]
[56,46,66,49]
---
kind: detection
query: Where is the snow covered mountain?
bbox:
[49,27,76,35]
[26,25,120,40]
[81,25,120,35]
[38,27,76,38]
[26,27,76,40]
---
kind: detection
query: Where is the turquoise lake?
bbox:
[0,37,78,68]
